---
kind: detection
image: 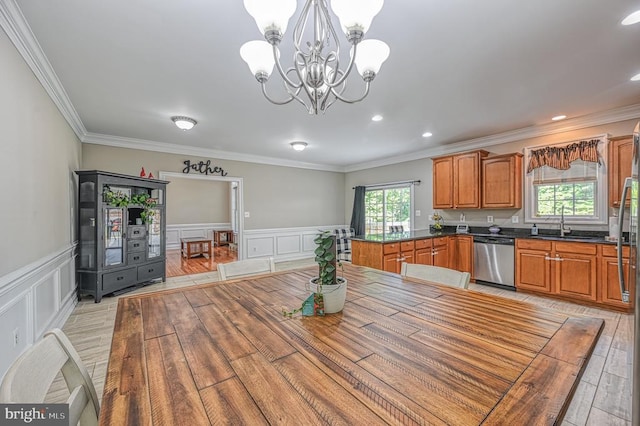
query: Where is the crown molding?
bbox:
[344,103,640,172]
[82,132,346,173]
[3,0,639,174]
[0,0,86,139]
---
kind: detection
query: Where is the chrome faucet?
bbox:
[560,208,571,237]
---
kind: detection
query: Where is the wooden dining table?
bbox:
[99,264,603,425]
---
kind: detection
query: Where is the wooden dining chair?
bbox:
[218,257,276,281]
[0,328,100,426]
[400,262,471,289]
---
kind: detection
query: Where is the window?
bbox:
[524,138,607,225]
[364,185,413,234]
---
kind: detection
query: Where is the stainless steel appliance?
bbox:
[618,122,640,426]
[473,235,515,287]
[616,121,640,426]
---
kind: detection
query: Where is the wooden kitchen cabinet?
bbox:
[432,237,450,268]
[515,239,552,292]
[515,239,632,310]
[599,245,635,310]
[481,153,523,209]
[432,157,454,209]
[449,235,473,276]
[608,135,633,208]
[432,150,488,209]
[415,239,432,265]
[553,242,597,302]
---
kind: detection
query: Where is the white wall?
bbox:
[81,144,346,230]
[0,27,82,377]
[166,177,230,225]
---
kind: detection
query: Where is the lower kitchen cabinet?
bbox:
[515,240,552,292]
[415,239,432,265]
[515,239,633,311]
[600,245,635,309]
[432,237,450,268]
[353,236,454,273]
[553,242,597,302]
[449,235,473,276]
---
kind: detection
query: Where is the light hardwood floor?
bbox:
[47,259,633,425]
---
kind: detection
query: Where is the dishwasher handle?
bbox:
[473,236,515,245]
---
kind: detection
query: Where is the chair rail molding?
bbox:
[242,225,350,262]
[0,244,78,379]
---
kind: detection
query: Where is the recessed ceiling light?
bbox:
[290,141,308,151]
[552,115,567,121]
[622,10,640,25]
[171,116,197,130]
[422,132,433,138]
[631,73,640,82]
[371,114,383,122]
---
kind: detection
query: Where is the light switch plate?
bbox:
[244,212,250,218]
[415,210,421,217]
[487,215,494,223]
[512,216,519,223]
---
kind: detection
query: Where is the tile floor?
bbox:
[47,259,633,425]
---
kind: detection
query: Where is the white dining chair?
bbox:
[218,257,276,281]
[400,262,471,289]
[0,328,100,426]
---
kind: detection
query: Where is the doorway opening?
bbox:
[159,171,244,278]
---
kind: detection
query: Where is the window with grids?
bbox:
[525,152,607,225]
[364,185,411,235]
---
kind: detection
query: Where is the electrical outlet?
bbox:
[428,214,433,221]
[244,211,250,218]
[487,216,494,223]
[12,328,19,347]
[512,216,519,223]
[459,213,465,222]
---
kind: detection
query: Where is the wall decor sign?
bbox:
[182,160,228,176]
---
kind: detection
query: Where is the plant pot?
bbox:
[308,277,347,314]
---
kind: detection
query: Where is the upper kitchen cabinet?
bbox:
[481,153,523,209]
[433,150,489,209]
[608,135,633,208]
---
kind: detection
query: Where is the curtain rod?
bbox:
[352,179,421,189]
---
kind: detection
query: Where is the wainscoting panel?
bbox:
[166,223,232,250]
[0,245,78,379]
[243,225,348,262]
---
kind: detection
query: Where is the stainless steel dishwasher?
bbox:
[473,235,515,288]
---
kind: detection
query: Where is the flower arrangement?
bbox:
[432,212,444,230]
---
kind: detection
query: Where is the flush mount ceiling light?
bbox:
[290,141,308,151]
[240,0,390,115]
[422,132,433,138]
[631,73,640,82]
[622,10,640,25]
[171,116,197,130]
[552,115,567,121]
[371,114,383,122]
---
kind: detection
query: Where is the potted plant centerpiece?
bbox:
[308,230,348,314]
[283,230,348,317]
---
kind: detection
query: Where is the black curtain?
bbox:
[350,186,366,236]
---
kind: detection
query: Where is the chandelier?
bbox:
[240,0,390,114]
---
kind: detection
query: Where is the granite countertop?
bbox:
[352,226,625,245]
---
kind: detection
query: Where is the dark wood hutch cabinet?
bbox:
[75,170,168,302]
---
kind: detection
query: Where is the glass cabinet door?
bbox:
[104,207,125,267]
[147,208,163,259]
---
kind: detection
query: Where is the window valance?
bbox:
[526,139,602,173]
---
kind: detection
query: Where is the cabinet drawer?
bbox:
[401,241,415,251]
[127,239,146,252]
[138,261,165,282]
[127,225,146,239]
[555,241,597,255]
[516,239,552,251]
[415,239,431,249]
[601,244,629,258]
[432,237,448,247]
[102,268,137,293]
[383,243,400,254]
[127,252,146,265]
